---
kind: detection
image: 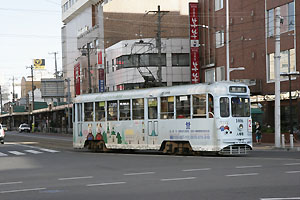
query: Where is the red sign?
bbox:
[189,3,200,84]
[97,50,102,65]
[74,63,80,95]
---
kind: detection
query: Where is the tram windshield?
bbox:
[231,97,250,117]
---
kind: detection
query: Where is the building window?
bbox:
[205,68,215,83]
[288,2,295,31]
[267,48,296,81]
[216,66,225,81]
[215,0,223,11]
[215,30,224,48]
[172,53,189,66]
[267,9,274,37]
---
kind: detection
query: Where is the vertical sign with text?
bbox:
[74,63,81,95]
[189,3,200,84]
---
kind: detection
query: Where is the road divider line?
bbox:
[285,171,300,174]
[284,163,300,166]
[160,177,196,182]
[39,148,59,153]
[58,176,93,181]
[0,152,8,156]
[0,181,23,186]
[182,168,211,172]
[0,187,46,194]
[124,172,155,176]
[236,165,262,169]
[226,173,259,177]
[87,182,126,187]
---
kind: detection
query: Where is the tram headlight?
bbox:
[238,124,243,131]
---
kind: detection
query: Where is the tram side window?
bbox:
[133,98,144,120]
[148,98,158,119]
[107,101,118,121]
[95,101,105,121]
[220,97,229,117]
[192,94,206,118]
[78,103,82,122]
[208,94,214,118]
[160,96,174,119]
[119,100,131,120]
[176,95,191,119]
[84,102,94,122]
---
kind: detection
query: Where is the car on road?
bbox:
[2,124,7,131]
[0,124,5,144]
[19,123,31,133]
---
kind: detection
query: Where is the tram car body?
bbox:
[73,82,252,155]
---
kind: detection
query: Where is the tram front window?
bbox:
[231,97,250,117]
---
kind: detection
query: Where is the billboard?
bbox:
[41,79,64,98]
[189,3,200,84]
[33,59,45,69]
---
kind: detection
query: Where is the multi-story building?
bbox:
[61,0,197,97]
[199,0,298,130]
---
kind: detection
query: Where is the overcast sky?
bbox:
[0,0,62,97]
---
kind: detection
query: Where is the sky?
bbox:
[0,0,62,99]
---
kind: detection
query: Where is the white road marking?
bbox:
[182,168,211,172]
[236,165,262,169]
[39,148,59,153]
[284,163,300,166]
[226,173,259,177]
[0,152,8,156]
[0,181,23,186]
[87,182,126,187]
[160,177,196,182]
[24,150,43,154]
[0,187,46,194]
[260,197,300,200]
[58,176,93,181]
[285,171,300,174]
[124,172,155,176]
[8,151,25,156]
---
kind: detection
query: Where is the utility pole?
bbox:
[49,52,59,78]
[27,65,35,132]
[0,86,2,115]
[226,0,230,81]
[65,78,71,133]
[12,76,15,105]
[147,5,169,86]
[274,7,281,148]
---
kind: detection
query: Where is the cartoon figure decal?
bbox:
[87,123,94,140]
[95,123,103,140]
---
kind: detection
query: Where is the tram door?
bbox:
[147,98,158,145]
[75,103,83,139]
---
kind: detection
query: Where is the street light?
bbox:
[280,71,300,148]
[229,67,245,73]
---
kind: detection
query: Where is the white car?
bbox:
[0,124,5,144]
[19,124,31,133]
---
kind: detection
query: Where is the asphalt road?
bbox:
[0,131,300,200]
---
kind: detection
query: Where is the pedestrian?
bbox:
[255,122,262,144]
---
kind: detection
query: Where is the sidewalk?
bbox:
[253,142,300,151]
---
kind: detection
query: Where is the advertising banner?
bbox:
[74,62,81,95]
[189,3,200,84]
[33,59,45,69]
[98,68,105,92]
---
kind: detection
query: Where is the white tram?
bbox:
[73,82,252,155]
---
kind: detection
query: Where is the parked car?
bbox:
[19,123,31,133]
[2,124,7,131]
[0,124,5,144]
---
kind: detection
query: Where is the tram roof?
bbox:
[74,81,249,103]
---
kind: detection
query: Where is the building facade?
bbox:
[61,0,197,97]
[199,0,299,130]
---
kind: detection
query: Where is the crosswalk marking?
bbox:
[8,151,26,156]
[39,148,59,153]
[24,150,43,154]
[0,152,8,156]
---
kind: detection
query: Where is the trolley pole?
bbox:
[26,65,35,132]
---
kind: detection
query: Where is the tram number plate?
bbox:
[237,132,244,136]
